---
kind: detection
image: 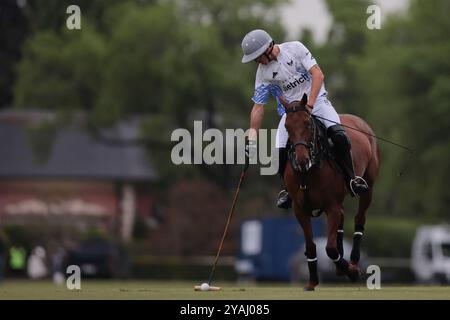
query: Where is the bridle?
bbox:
[284,103,318,173]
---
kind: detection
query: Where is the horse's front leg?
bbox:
[336,211,345,276]
[293,201,319,291]
[326,205,359,282]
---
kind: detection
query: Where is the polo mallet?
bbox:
[194,166,248,292]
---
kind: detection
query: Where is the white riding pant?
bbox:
[275,97,341,148]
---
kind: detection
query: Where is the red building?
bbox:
[0,110,157,242]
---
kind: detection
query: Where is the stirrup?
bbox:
[349,176,369,197]
[277,190,292,209]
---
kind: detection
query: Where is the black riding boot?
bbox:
[276,147,292,209]
[328,125,369,197]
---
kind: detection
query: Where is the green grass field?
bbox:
[0,280,449,300]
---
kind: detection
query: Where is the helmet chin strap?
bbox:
[263,41,276,62]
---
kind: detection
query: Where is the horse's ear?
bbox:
[301,93,308,105]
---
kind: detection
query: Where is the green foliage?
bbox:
[14,26,106,114]
[2,224,78,250]
[23,0,128,33]
[0,0,28,108]
[318,0,371,115]
[80,225,115,242]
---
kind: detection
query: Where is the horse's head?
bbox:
[281,94,313,173]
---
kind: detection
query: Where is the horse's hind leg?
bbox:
[350,189,372,267]
[336,212,345,276]
[351,135,379,268]
[293,203,319,291]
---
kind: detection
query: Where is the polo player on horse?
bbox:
[242,29,369,207]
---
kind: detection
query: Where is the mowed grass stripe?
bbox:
[0,280,449,300]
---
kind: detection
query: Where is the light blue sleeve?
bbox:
[252,84,283,104]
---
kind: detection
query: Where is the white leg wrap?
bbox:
[332,254,341,262]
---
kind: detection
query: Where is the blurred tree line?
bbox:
[2,0,449,235]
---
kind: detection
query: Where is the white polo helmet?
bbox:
[241,29,273,63]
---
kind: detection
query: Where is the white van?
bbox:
[411,224,450,283]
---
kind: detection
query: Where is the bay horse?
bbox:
[280,95,380,291]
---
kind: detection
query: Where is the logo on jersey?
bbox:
[306,51,315,60]
[272,72,278,79]
[287,60,293,66]
[281,73,310,92]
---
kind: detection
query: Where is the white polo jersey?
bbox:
[251,41,327,116]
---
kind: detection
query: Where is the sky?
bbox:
[279,0,410,43]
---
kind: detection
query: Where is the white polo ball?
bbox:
[200,283,210,291]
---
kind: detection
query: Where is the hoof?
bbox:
[303,282,318,291]
[349,262,360,273]
[346,263,361,282]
